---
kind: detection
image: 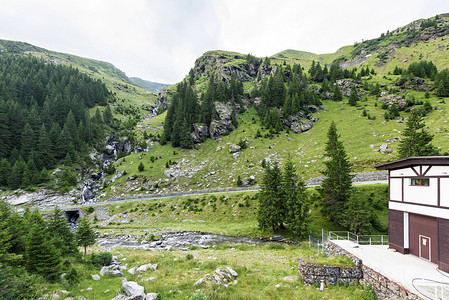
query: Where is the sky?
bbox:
[1,0,449,84]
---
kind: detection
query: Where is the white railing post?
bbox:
[347,232,349,241]
[370,237,372,245]
[357,235,359,245]
[381,236,383,245]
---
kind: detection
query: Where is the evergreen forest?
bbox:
[0,55,114,189]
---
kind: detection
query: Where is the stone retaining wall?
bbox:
[324,240,420,299]
[298,258,362,286]
[306,171,388,186]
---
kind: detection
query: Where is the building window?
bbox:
[411,178,429,186]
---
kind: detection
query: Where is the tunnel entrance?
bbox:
[64,210,81,224]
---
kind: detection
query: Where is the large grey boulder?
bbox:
[100,266,124,277]
[191,124,210,143]
[290,121,313,134]
[229,145,241,153]
[122,281,145,298]
[136,263,158,273]
[209,102,236,140]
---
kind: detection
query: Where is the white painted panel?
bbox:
[441,178,449,208]
[404,212,409,249]
[424,166,449,176]
[390,178,402,201]
[403,178,438,206]
[389,202,449,219]
[390,167,418,177]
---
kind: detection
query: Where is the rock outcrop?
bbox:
[210,102,235,140]
[194,267,239,288]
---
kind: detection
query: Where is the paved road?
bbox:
[41,180,388,212]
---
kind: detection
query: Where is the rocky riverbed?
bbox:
[97,231,268,250]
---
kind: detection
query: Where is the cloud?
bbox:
[0,0,448,83]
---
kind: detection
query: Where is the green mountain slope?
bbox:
[129,77,171,93]
[0,39,158,119]
[102,13,449,198]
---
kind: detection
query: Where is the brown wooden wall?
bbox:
[409,214,438,264]
[438,219,449,273]
[389,210,404,249]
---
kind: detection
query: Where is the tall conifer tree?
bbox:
[398,109,438,158]
[320,121,353,224]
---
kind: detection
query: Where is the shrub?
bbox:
[86,206,95,214]
[91,252,113,267]
[266,243,285,250]
[105,164,116,175]
[138,162,145,172]
[187,291,208,300]
[236,175,243,187]
[238,138,247,149]
[65,267,81,285]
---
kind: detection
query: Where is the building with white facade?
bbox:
[376,156,449,273]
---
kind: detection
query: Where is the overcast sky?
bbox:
[1,1,449,84]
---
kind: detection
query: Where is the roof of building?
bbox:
[375,156,449,170]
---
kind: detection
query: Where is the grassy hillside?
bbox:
[0,39,157,119]
[108,85,446,197]
[84,185,387,238]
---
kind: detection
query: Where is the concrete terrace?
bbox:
[332,239,449,299]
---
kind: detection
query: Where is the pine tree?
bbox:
[20,123,35,161]
[282,158,309,237]
[348,85,359,106]
[0,200,13,262]
[437,81,448,97]
[0,159,11,186]
[25,224,61,281]
[236,175,243,187]
[398,109,438,158]
[257,162,284,232]
[342,194,373,234]
[320,121,353,225]
[76,217,96,257]
[103,105,113,125]
[8,158,27,189]
[36,124,53,169]
[47,207,78,257]
[332,84,343,101]
[0,101,11,158]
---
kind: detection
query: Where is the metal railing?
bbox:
[328,231,389,245]
[412,278,449,300]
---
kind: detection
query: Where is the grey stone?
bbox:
[100,266,110,276]
[229,145,241,153]
[91,274,100,280]
[282,275,296,282]
[122,281,145,298]
[145,293,158,300]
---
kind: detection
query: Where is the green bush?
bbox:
[65,267,81,285]
[91,252,113,267]
[266,243,285,250]
[187,291,208,300]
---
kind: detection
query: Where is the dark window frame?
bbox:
[410,178,430,186]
